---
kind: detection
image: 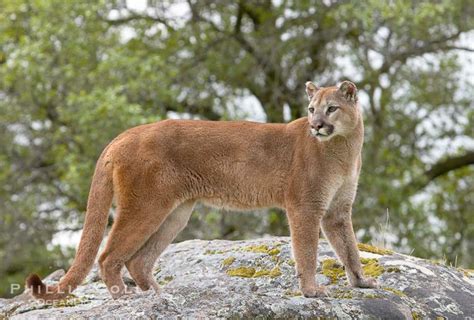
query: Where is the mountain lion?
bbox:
[26,80,378,301]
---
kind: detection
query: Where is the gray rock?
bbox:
[1,237,473,319]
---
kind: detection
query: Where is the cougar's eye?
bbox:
[327,106,338,114]
[308,107,315,113]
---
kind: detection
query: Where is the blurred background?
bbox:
[1,0,473,297]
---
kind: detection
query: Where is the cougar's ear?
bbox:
[338,81,358,102]
[305,81,319,101]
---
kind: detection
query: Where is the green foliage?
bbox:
[0,0,473,297]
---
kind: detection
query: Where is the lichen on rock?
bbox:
[226,265,282,278]
[361,258,384,278]
[358,243,393,255]
[241,244,281,256]
[226,266,256,277]
[321,258,345,283]
[322,257,385,283]
[221,256,235,267]
[382,287,406,297]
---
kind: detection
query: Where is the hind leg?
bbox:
[98,199,176,299]
[125,200,195,293]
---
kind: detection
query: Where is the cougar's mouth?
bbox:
[310,127,333,139]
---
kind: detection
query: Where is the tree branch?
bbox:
[411,150,474,190]
[444,46,474,52]
[101,10,174,31]
[425,150,474,181]
[357,30,469,89]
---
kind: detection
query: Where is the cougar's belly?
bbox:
[199,187,284,211]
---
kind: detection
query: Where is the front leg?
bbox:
[286,208,327,298]
[321,187,378,288]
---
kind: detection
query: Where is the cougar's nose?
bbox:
[312,120,324,130]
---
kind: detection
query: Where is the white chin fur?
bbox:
[310,128,330,136]
[310,129,331,140]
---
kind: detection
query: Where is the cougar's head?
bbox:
[305,80,360,141]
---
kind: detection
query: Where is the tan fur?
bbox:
[26,81,377,300]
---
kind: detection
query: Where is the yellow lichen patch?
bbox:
[383,287,406,297]
[358,243,393,255]
[386,266,401,273]
[287,259,296,266]
[226,267,256,277]
[241,244,280,256]
[362,259,385,277]
[226,265,282,278]
[159,275,174,285]
[268,248,281,256]
[363,293,380,299]
[253,269,271,277]
[205,249,225,255]
[331,289,353,299]
[222,256,236,267]
[361,257,377,264]
[243,244,270,253]
[361,257,388,276]
[268,265,282,278]
[322,258,345,283]
[252,266,281,278]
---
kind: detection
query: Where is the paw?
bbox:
[301,285,329,298]
[353,277,379,289]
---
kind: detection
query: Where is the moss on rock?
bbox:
[363,293,381,299]
[242,244,281,256]
[362,259,385,277]
[268,248,281,256]
[269,266,282,278]
[226,265,282,278]
[358,243,393,255]
[322,259,345,283]
[383,287,406,297]
[205,249,225,255]
[331,289,354,299]
[360,257,375,264]
[159,275,174,285]
[386,266,401,273]
[254,267,281,278]
[322,257,385,283]
[226,267,256,278]
[222,257,236,267]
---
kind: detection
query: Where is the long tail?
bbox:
[26,154,114,301]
